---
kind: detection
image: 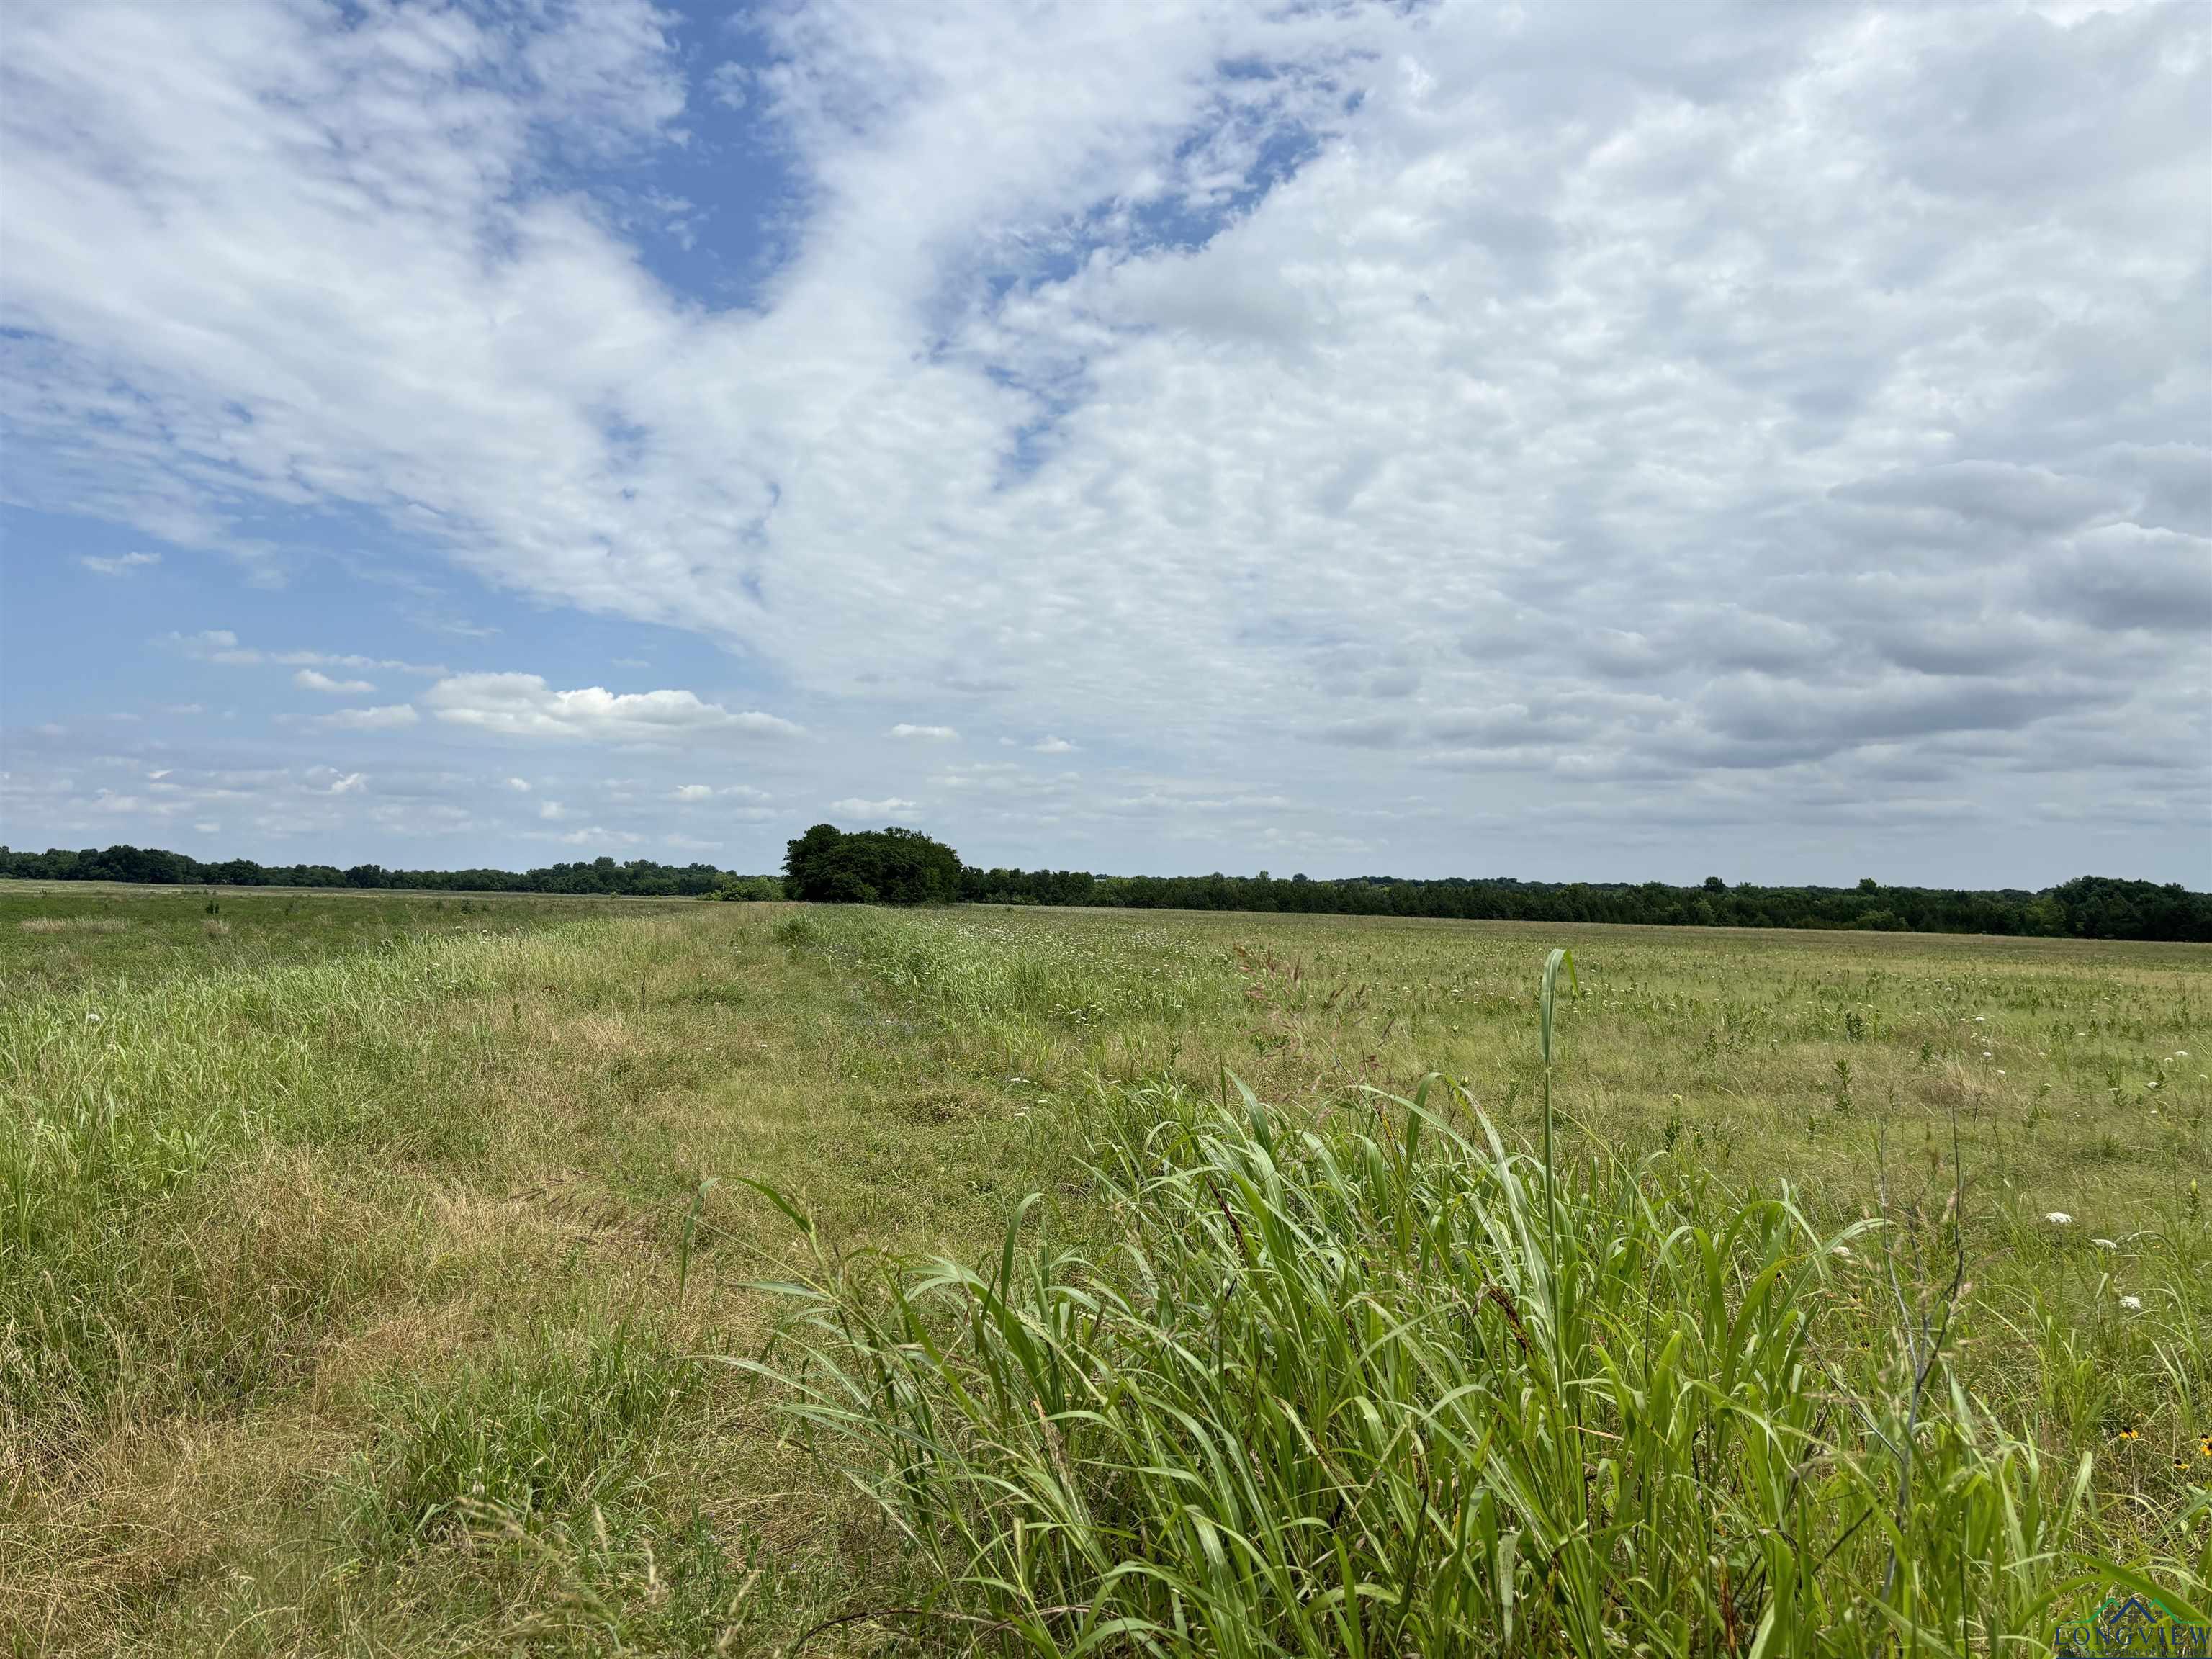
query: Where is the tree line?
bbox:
[956,866,2211,942]
[4,838,2206,941]
[0,843,764,899]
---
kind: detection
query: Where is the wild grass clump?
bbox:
[798,907,1220,1030]
[351,1322,695,1545]
[17,917,128,935]
[742,958,2211,1655]
[0,935,513,1443]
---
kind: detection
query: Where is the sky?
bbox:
[1,0,2206,889]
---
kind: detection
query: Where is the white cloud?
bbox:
[505,776,531,791]
[554,826,644,847]
[890,723,960,741]
[319,703,419,731]
[830,796,920,821]
[423,673,801,745]
[539,800,567,820]
[6,1,2208,879]
[1031,737,1076,755]
[80,551,158,575]
[324,772,366,795]
[706,60,750,110]
[167,631,441,675]
[295,667,376,695]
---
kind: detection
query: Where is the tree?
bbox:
[782,824,962,905]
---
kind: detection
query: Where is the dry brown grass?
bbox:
[17,916,128,934]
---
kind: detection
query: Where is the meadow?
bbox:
[1,884,2206,1655]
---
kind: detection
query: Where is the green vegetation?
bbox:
[0,844,765,898]
[782,824,963,906]
[958,867,2212,943]
[9,841,2210,940]
[1,887,2206,1653]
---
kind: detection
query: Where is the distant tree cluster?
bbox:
[0,844,778,899]
[782,824,962,905]
[956,867,2212,943]
[5,841,2205,941]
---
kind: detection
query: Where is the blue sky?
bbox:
[2,0,2207,885]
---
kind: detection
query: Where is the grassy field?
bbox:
[1,885,2207,1654]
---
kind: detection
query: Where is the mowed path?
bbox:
[2,896,1048,1655]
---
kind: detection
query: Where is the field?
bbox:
[2,884,2208,1655]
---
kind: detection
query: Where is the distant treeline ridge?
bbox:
[956,867,2211,943]
[4,842,2206,942]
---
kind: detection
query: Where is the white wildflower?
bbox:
[84,1011,102,1026]
[2044,1211,2073,1226]
[2092,1238,2118,1250]
[1982,1050,1993,1058]
[1996,1069,2006,1076]
[1830,1244,1853,1260]
[2118,1295,2143,1313]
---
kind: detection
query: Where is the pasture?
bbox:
[1,885,2206,1654]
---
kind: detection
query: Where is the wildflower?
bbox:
[2119,1295,2143,1312]
[1996,1069,2006,1076]
[1982,1050,1993,1058]
[1830,1244,1853,1259]
[2092,1238,2118,1250]
[2044,1211,2073,1226]
[2198,1436,2211,1457]
[2118,1426,2140,1442]
[2180,1051,2191,1059]
[84,1011,102,1026]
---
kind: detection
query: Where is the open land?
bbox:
[2,884,2208,1655]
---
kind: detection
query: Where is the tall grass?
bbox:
[740,953,2211,1654]
[0,931,519,1448]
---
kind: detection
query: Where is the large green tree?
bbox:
[781,824,962,905]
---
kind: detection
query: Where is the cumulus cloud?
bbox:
[890,723,960,741]
[830,796,920,821]
[318,704,419,731]
[295,668,375,695]
[423,674,801,745]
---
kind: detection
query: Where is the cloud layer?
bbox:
[2,0,2206,881]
